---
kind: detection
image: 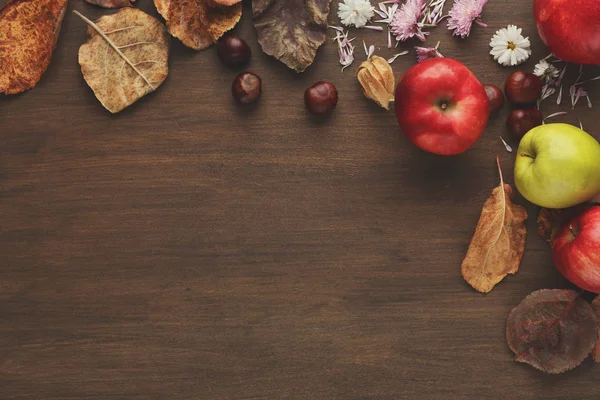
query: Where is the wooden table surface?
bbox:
[2,0,600,398]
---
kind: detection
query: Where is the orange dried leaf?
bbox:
[461,158,528,293]
[75,9,170,113]
[154,0,241,50]
[85,0,135,8]
[0,0,68,95]
[211,0,241,5]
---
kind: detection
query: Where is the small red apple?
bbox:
[552,206,600,293]
[394,58,490,156]
[534,0,600,65]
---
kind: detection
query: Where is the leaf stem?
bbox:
[73,10,155,90]
[496,155,504,186]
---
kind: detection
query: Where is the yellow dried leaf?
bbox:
[461,158,528,293]
[75,9,170,113]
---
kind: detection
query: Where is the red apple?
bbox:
[552,206,600,293]
[534,0,600,65]
[394,58,490,156]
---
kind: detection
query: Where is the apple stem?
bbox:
[520,152,535,159]
[496,156,504,186]
[569,224,579,238]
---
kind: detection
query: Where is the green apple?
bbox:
[514,123,600,209]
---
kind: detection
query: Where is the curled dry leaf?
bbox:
[0,0,68,95]
[253,0,332,72]
[75,9,170,113]
[461,157,528,293]
[154,0,241,50]
[356,55,395,110]
[85,0,135,8]
[507,289,598,374]
[537,205,592,244]
[591,296,600,362]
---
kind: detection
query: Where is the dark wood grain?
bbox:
[1,0,600,399]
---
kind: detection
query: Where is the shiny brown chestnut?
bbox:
[304,81,338,115]
[217,35,251,68]
[505,71,543,105]
[507,108,543,141]
[232,72,261,105]
[484,84,505,114]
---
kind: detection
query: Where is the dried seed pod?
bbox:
[356,55,395,110]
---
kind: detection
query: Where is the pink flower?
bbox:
[447,0,488,38]
[390,0,428,42]
[415,43,444,62]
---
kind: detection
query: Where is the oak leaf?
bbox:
[154,0,241,50]
[252,0,332,72]
[75,9,170,113]
[507,289,598,374]
[212,0,242,5]
[85,0,135,8]
[0,0,68,95]
[461,158,528,293]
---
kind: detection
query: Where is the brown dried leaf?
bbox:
[75,9,170,113]
[0,0,68,95]
[461,158,528,293]
[252,0,332,72]
[154,0,241,50]
[356,56,395,110]
[537,205,592,244]
[592,296,600,362]
[507,289,597,374]
[85,0,135,8]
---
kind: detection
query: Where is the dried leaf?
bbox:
[252,0,332,72]
[75,9,170,113]
[85,0,135,8]
[461,158,528,293]
[537,205,592,244]
[507,289,597,374]
[212,0,241,5]
[591,296,600,362]
[356,55,395,110]
[0,0,68,95]
[154,0,241,50]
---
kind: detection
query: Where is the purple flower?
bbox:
[447,0,488,38]
[415,43,444,62]
[390,0,428,42]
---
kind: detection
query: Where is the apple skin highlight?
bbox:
[394,58,490,156]
[553,207,600,293]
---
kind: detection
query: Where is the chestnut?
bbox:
[232,72,261,105]
[507,108,543,141]
[304,81,338,115]
[217,35,251,68]
[484,84,505,114]
[505,71,543,105]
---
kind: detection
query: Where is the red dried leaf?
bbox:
[85,0,135,8]
[154,0,241,50]
[537,205,592,244]
[507,289,598,374]
[0,0,68,94]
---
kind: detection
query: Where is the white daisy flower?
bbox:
[489,25,531,67]
[338,0,375,29]
[533,59,560,83]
